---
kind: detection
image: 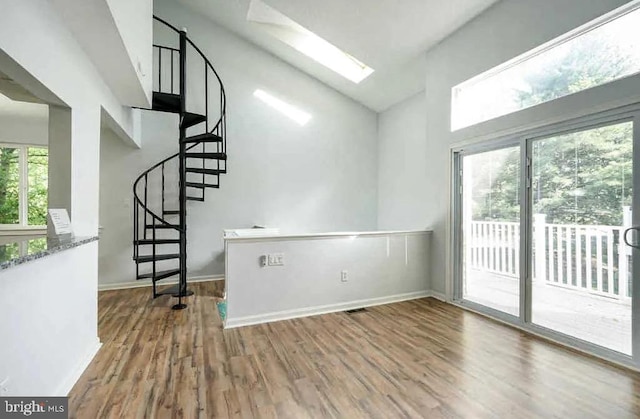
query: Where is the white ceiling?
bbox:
[176,0,501,111]
[0,70,45,105]
[0,92,48,118]
[0,71,47,119]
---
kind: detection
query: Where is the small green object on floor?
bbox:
[216,300,226,321]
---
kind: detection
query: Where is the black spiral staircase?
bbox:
[133,16,226,310]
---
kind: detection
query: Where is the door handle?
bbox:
[623,227,640,249]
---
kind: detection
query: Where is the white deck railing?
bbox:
[468,210,632,300]
[468,221,520,277]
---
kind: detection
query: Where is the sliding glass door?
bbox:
[454,111,639,365]
[459,146,521,317]
[530,121,633,355]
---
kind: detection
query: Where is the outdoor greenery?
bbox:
[0,147,20,224]
[0,242,19,262]
[469,148,521,222]
[532,124,632,226]
[472,35,636,226]
[0,238,48,263]
[27,147,48,226]
[516,36,636,109]
[0,146,48,226]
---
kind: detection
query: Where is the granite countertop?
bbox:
[0,235,99,271]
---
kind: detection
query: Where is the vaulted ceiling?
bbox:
[177,0,501,111]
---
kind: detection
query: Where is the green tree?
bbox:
[473,34,634,226]
[27,147,48,226]
[470,147,521,222]
[532,123,632,225]
[0,147,20,224]
[0,146,48,226]
[516,36,634,109]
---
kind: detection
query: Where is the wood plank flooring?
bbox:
[69,281,640,418]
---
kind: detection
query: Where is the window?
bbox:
[0,144,48,228]
[454,110,639,366]
[247,0,374,83]
[451,3,640,131]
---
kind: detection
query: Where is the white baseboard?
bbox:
[224,290,431,329]
[98,274,224,291]
[427,290,447,302]
[55,339,102,396]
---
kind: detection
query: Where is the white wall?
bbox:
[98,124,163,287]
[377,91,428,230]
[106,0,153,103]
[50,0,153,108]
[48,107,72,223]
[0,0,140,395]
[0,0,137,235]
[97,0,379,287]
[0,99,49,235]
[0,101,48,146]
[0,114,47,146]
[0,242,100,396]
[225,231,431,327]
[376,0,636,295]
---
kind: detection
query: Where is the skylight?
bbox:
[247,0,374,84]
[253,89,311,125]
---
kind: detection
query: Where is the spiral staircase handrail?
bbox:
[132,15,226,230]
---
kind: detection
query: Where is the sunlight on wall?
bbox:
[253,89,311,125]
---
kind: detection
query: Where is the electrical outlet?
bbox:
[268,253,284,266]
[341,270,348,282]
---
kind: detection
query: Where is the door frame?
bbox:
[450,103,640,370]
[452,139,526,326]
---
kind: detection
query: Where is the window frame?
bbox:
[451,0,640,132]
[450,103,640,370]
[0,142,48,231]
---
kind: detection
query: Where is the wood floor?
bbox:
[69,281,640,418]
[466,269,632,354]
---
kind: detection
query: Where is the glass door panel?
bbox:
[461,146,521,317]
[530,121,633,355]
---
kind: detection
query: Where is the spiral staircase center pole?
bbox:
[172,29,189,311]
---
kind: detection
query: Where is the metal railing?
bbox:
[132,16,227,301]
